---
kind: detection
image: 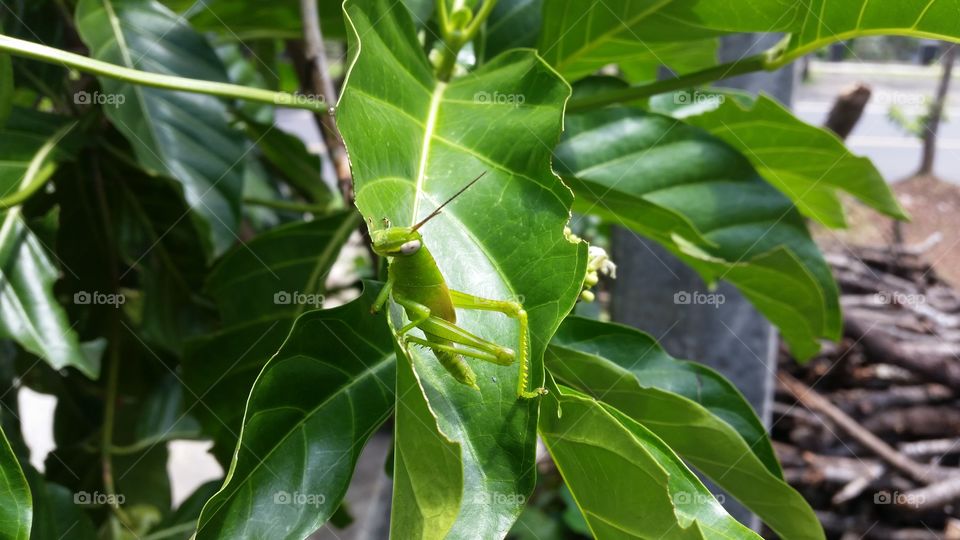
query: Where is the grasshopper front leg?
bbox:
[448,290,544,399]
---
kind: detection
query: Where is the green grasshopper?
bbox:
[369,172,545,399]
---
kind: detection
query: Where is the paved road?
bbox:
[794,60,960,183]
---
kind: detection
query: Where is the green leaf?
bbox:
[482,0,543,61]
[539,380,762,539]
[163,0,347,40]
[0,426,30,540]
[779,0,960,63]
[547,317,823,540]
[538,0,794,81]
[620,39,719,83]
[27,476,97,540]
[554,107,839,359]
[182,210,358,462]
[682,94,906,228]
[391,341,463,539]
[0,114,96,378]
[75,0,249,256]
[338,0,587,536]
[195,286,396,539]
[539,0,960,81]
[0,108,77,208]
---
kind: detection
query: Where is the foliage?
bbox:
[0,0,947,538]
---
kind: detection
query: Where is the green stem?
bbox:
[567,53,771,112]
[0,121,78,209]
[0,34,327,112]
[243,196,330,213]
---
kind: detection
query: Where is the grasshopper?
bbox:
[369,172,546,399]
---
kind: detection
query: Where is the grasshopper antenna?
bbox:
[411,171,487,231]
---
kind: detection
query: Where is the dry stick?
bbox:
[779,372,943,485]
[298,0,353,203]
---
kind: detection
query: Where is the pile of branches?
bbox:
[773,237,960,539]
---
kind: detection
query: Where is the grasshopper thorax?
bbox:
[370,226,423,257]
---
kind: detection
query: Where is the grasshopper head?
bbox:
[370,226,423,257]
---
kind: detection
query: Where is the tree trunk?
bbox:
[919,44,957,175]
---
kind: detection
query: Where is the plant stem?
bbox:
[0,121,78,209]
[90,157,134,534]
[435,0,498,81]
[0,34,327,112]
[298,0,352,202]
[567,53,771,111]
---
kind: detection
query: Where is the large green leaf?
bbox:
[75,0,249,255]
[779,0,960,63]
[195,286,396,539]
[538,0,796,80]
[338,0,587,536]
[27,477,97,540]
[683,94,906,228]
[539,380,762,539]
[162,0,348,40]
[539,0,960,81]
[554,107,839,359]
[547,317,823,539]
[0,111,96,378]
[0,426,30,540]
[482,0,543,61]
[182,210,358,462]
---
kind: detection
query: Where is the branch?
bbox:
[779,372,944,485]
[298,0,353,203]
[0,34,326,112]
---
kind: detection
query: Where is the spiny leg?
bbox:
[410,311,515,366]
[393,298,513,391]
[448,290,543,399]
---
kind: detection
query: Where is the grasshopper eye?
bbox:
[399,240,421,255]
